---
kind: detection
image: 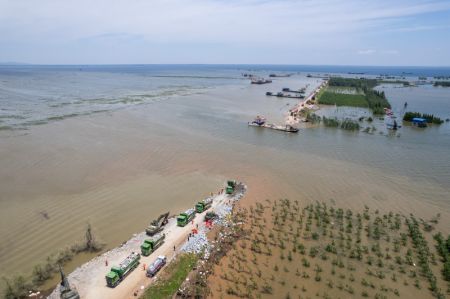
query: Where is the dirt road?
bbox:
[49,184,245,299]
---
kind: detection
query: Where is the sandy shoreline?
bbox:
[48,183,246,299]
[285,79,328,125]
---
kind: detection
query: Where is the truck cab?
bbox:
[141,241,153,256]
[177,214,188,226]
[105,267,121,287]
[146,256,167,277]
[177,209,195,227]
[140,234,165,256]
[105,252,140,288]
[226,180,236,194]
[195,202,205,213]
[195,198,213,213]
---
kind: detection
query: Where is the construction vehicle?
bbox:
[146,212,169,236]
[59,265,80,299]
[177,208,196,227]
[204,211,218,221]
[146,256,167,277]
[105,252,140,287]
[141,233,165,256]
[195,197,213,213]
[226,180,237,194]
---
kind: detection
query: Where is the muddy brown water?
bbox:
[0,76,449,295]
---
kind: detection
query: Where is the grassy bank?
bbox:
[140,253,197,299]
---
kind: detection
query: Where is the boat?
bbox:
[248,117,299,133]
[265,91,304,99]
[281,88,306,94]
[278,125,299,133]
[269,74,291,77]
[250,116,266,126]
[251,78,272,84]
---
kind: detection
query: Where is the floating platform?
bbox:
[251,78,272,84]
[269,74,292,77]
[266,92,304,99]
[282,88,306,94]
[248,122,299,133]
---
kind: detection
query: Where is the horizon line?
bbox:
[1,63,450,68]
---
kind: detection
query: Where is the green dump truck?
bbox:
[226,180,237,194]
[141,233,165,256]
[177,208,196,227]
[105,252,140,287]
[195,197,213,213]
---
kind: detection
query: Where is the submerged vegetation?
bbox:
[322,116,360,131]
[2,223,104,299]
[434,233,450,282]
[318,77,391,115]
[403,112,444,124]
[305,111,322,123]
[208,199,449,299]
[306,113,361,131]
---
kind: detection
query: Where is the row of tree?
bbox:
[322,116,360,130]
[433,233,450,281]
[434,81,450,87]
[403,112,444,124]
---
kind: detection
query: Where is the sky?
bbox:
[0,0,450,66]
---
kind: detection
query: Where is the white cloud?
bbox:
[0,0,449,64]
[358,49,376,55]
[1,0,449,42]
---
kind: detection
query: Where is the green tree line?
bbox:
[403,112,444,124]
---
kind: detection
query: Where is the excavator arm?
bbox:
[146,212,170,236]
[151,212,170,227]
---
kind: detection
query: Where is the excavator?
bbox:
[146,212,169,236]
[59,265,80,299]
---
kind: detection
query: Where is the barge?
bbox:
[251,78,272,84]
[248,117,299,133]
[266,91,304,99]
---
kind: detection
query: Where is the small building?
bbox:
[412,117,427,128]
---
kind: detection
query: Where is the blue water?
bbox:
[1,64,450,129]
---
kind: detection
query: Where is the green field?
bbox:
[317,78,391,114]
[325,86,364,95]
[318,90,368,107]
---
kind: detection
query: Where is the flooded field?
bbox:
[208,199,448,298]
